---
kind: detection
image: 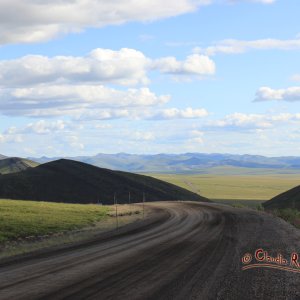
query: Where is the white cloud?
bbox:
[0,0,211,45]
[211,113,273,129]
[66,135,85,150]
[132,131,155,141]
[0,85,170,117]
[0,49,214,119]
[79,107,209,121]
[0,50,215,88]
[0,131,23,144]
[290,74,300,82]
[0,48,149,87]
[150,107,209,120]
[79,109,131,121]
[22,120,66,134]
[255,86,300,102]
[194,38,300,56]
[189,130,204,144]
[152,54,215,76]
[3,120,70,138]
[205,112,300,131]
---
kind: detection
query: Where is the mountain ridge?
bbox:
[28,153,300,174]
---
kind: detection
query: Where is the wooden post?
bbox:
[142,192,145,219]
[114,192,118,230]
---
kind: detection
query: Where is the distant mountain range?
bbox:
[0,159,207,204]
[28,153,300,174]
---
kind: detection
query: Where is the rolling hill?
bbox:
[0,159,208,204]
[263,185,300,210]
[0,157,39,175]
[30,153,300,174]
[0,154,7,160]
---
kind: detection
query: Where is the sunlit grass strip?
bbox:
[0,199,110,243]
[151,174,300,200]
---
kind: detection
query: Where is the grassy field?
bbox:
[151,174,300,201]
[0,199,110,243]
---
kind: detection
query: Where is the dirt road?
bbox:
[0,201,300,300]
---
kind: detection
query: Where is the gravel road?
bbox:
[0,201,300,300]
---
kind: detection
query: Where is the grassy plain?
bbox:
[0,199,110,243]
[0,200,144,258]
[151,173,300,201]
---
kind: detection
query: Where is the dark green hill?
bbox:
[263,185,300,210]
[0,157,39,175]
[0,159,208,204]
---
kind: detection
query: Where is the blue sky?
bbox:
[0,0,300,157]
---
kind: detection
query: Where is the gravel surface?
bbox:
[0,201,300,300]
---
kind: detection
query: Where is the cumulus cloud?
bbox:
[131,131,155,141]
[66,135,85,150]
[22,120,66,134]
[79,109,131,121]
[3,134,24,143]
[0,85,170,117]
[79,107,209,121]
[290,74,300,82]
[0,50,215,88]
[194,38,300,56]
[206,112,300,131]
[188,130,204,144]
[254,87,300,102]
[150,107,209,120]
[0,129,23,144]
[3,120,73,136]
[0,0,211,45]
[0,49,215,118]
[0,48,149,87]
[152,54,215,76]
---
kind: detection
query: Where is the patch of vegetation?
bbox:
[272,208,300,229]
[255,204,265,211]
[0,199,110,243]
[0,157,39,174]
[231,203,246,208]
[151,174,300,200]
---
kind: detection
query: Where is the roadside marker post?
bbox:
[142,192,145,219]
[114,192,119,230]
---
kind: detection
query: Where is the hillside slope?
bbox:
[0,159,208,204]
[263,185,300,210]
[0,157,39,175]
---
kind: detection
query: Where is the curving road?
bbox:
[0,201,300,300]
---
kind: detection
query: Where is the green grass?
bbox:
[214,199,265,209]
[0,199,110,243]
[151,174,300,201]
[272,208,300,229]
